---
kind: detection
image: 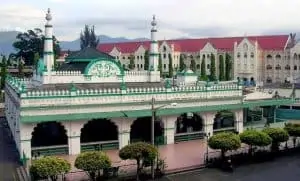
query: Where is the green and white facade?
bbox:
[5,9,295,161]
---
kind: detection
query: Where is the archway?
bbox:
[175,113,204,142]
[213,111,235,131]
[130,117,164,144]
[31,122,68,157]
[80,119,118,151]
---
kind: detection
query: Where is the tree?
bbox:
[144,50,149,70]
[239,129,272,155]
[200,55,207,80]
[225,53,232,81]
[179,54,186,71]
[18,58,24,77]
[128,54,135,70]
[12,28,61,65]
[30,156,71,181]
[190,58,196,72]
[119,142,158,181]
[208,132,241,159]
[210,53,216,81]
[33,52,40,68]
[263,127,289,152]
[0,56,7,89]
[168,53,173,78]
[158,54,162,74]
[219,55,225,81]
[75,151,111,181]
[285,123,300,147]
[80,25,99,49]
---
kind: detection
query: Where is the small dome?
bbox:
[46,8,52,21]
[185,69,194,74]
[151,15,157,26]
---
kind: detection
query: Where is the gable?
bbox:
[201,42,217,52]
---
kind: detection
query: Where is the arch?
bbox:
[294,53,298,60]
[275,64,281,70]
[80,119,118,143]
[285,64,291,70]
[31,122,68,147]
[250,52,254,58]
[163,46,167,52]
[275,54,281,60]
[84,58,124,76]
[237,52,241,58]
[266,64,272,70]
[266,54,272,60]
[213,110,235,130]
[130,117,164,143]
[175,113,203,133]
[196,64,200,69]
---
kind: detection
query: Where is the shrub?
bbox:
[75,151,111,181]
[263,127,289,152]
[240,129,272,154]
[285,123,300,147]
[30,156,71,181]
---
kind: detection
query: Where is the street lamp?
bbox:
[151,97,177,179]
[205,132,211,164]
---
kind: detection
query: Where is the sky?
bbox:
[1,0,300,41]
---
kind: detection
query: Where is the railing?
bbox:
[213,127,235,133]
[174,131,204,143]
[31,144,68,157]
[81,140,119,152]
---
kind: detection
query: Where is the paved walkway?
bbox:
[57,140,216,181]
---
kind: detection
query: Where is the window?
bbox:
[266,55,272,60]
[163,54,166,59]
[275,64,281,70]
[163,46,167,52]
[123,56,125,60]
[207,54,210,58]
[250,52,254,58]
[294,65,297,70]
[237,52,241,58]
[141,64,143,69]
[244,53,247,58]
[137,64,139,68]
[285,65,290,70]
[207,64,210,69]
[266,77,272,83]
[266,65,272,70]
[163,64,166,69]
[275,54,281,60]
[196,64,200,69]
[294,53,298,60]
[137,56,139,60]
[243,43,248,51]
[141,56,143,60]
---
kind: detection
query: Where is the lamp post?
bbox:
[150,97,177,179]
[205,132,211,164]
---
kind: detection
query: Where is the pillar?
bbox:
[203,112,215,138]
[162,115,177,144]
[62,121,85,155]
[112,118,134,149]
[19,123,35,159]
[234,109,244,133]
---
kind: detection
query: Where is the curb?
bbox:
[165,164,206,175]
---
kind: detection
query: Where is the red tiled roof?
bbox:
[98,35,289,54]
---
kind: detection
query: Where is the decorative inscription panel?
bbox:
[87,61,121,77]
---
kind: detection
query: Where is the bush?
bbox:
[30,156,71,181]
[263,127,289,152]
[239,129,272,154]
[285,123,300,147]
[208,132,241,159]
[75,151,111,181]
[119,142,158,181]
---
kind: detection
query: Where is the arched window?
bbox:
[266,65,272,70]
[196,64,200,69]
[294,53,298,60]
[266,77,272,83]
[266,54,272,60]
[285,65,290,70]
[250,52,254,58]
[244,53,247,58]
[294,65,297,70]
[275,54,281,60]
[163,46,167,52]
[243,43,248,51]
[207,64,210,69]
[298,54,300,60]
[237,52,241,58]
[275,64,281,70]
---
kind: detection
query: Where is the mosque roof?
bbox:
[65,47,114,62]
[98,35,289,54]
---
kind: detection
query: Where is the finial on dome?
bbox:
[46,8,52,21]
[151,14,157,27]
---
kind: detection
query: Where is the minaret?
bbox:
[149,15,159,71]
[44,8,54,72]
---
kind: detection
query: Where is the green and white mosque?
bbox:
[4,9,296,162]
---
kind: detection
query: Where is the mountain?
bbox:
[0,31,149,56]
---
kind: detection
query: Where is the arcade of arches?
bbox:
[26,110,243,159]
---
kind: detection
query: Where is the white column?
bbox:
[162,115,177,144]
[203,112,215,138]
[19,123,35,159]
[62,121,85,155]
[112,118,134,149]
[234,109,244,133]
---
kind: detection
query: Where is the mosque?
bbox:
[4,8,296,162]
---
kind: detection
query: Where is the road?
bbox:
[164,154,300,181]
[0,117,20,181]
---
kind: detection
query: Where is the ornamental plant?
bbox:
[239,129,272,155]
[30,156,71,181]
[119,142,158,181]
[285,123,300,147]
[75,151,111,181]
[208,132,241,159]
[263,127,289,152]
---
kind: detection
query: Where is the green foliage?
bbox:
[285,123,300,137]
[80,25,99,49]
[144,50,149,70]
[75,151,111,181]
[119,142,158,180]
[240,129,272,147]
[200,55,207,80]
[18,59,24,77]
[210,53,217,81]
[158,54,162,73]
[263,127,289,143]
[168,53,173,77]
[179,54,186,71]
[190,58,196,72]
[12,28,61,65]
[0,56,7,89]
[33,52,40,68]
[219,55,225,81]
[30,156,70,181]
[225,53,232,80]
[128,54,135,70]
[208,132,241,157]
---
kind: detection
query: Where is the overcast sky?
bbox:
[1,0,300,41]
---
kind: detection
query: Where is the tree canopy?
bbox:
[225,53,232,80]
[179,54,186,71]
[219,55,225,81]
[80,25,99,49]
[263,127,289,151]
[210,53,217,81]
[240,129,272,147]
[128,54,135,70]
[168,53,173,77]
[0,56,8,89]
[30,156,71,181]
[144,50,149,70]
[12,28,60,65]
